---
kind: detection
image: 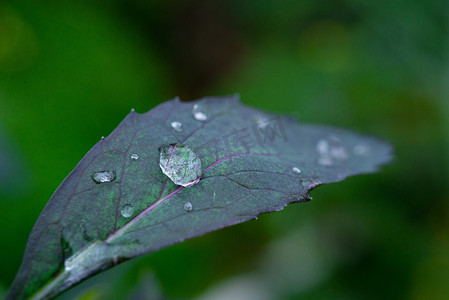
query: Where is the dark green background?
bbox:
[0,0,448,299]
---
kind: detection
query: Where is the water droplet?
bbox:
[91,171,116,184]
[316,137,348,166]
[329,142,348,161]
[159,144,202,187]
[316,140,329,156]
[120,204,134,218]
[170,121,183,132]
[292,167,302,174]
[184,202,193,212]
[192,104,207,121]
[130,153,139,160]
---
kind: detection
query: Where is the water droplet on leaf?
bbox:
[192,104,207,121]
[170,121,183,132]
[159,144,202,187]
[91,171,116,184]
[316,137,348,166]
[292,167,302,174]
[130,153,139,160]
[184,202,193,212]
[121,204,134,218]
[316,140,329,156]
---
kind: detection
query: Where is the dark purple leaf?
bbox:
[7,95,392,299]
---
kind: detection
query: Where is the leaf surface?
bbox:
[7,96,392,299]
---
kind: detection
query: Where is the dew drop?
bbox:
[170,121,183,132]
[91,171,116,184]
[316,140,329,156]
[329,144,348,161]
[316,137,348,166]
[192,104,207,121]
[120,204,134,218]
[159,144,202,187]
[292,167,302,174]
[184,201,193,212]
[130,153,139,160]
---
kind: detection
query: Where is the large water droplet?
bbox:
[170,121,183,132]
[192,104,207,121]
[121,204,134,218]
[292,167,302,174]
[184,202,193,212]
[159,144,202,187]
[130,153,139,160]
[91,171,116,184]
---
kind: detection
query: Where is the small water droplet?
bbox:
[121,204,134,218]
[184,202,193,212]
[91,171,116,184]
[192,104,207,121]
[170,121,183,132]
[159,144,202,187]
[130,108,135,112]
[316,140,329,156]
[130,153,139,160]
[292,167,302,174]
[316,137,348,166]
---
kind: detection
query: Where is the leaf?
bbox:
[7,95,392,299]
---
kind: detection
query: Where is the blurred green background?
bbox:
[0,0,448,299]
